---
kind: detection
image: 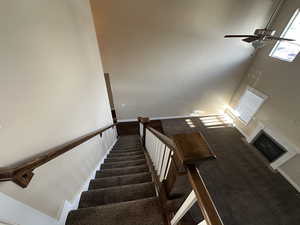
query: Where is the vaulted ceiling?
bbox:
[91,0,277,120]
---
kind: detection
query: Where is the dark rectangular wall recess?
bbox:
[252,131,287,162]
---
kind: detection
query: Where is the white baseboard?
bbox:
[58,138,117,224]
[277,168,300,192]
[234,123,249,139]
[0,138,117,225]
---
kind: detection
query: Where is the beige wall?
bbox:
[230,0,300,188]
[0,0,115,219]
[90,0,276,120]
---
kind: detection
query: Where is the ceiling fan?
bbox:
[224,0,295,48]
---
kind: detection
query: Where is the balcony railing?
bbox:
[138,117,223,225]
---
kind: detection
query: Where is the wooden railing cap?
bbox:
[172,132,216,165]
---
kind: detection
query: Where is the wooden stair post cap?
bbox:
[172,132,216,165]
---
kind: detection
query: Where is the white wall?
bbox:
[0,0,116,222]
[230,0,300,189]
[90,0,276,120]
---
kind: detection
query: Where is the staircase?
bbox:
[66,135,165,225]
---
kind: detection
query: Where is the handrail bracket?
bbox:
[13,169,34,188]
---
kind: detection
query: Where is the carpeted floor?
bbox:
[161,116,300,225]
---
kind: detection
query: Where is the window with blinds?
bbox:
[235,87,267,124]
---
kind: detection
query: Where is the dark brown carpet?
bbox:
[161,117,300,225]
[66,135,164,225]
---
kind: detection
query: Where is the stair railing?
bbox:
[0,123,117,188]
[138,117,223,225]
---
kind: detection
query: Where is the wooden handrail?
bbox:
[0,123,117,188]
[187,165,224,225]
[147,127,177,151]
[146,127,215,165]
[139,117,223,225]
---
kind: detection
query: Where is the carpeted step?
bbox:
[79,182,156,208]
[111,148,142,153]
[105,154,145,163]
[113,145,141,150]
[89,172,152,190]
[114,141,140,145]
[114,141,140,146]
[96,165,149,178]
[117,135,139,140]
[66,197,164,225]
[112,145,141,149]
[101,159,146,169]
[108,151,144,157]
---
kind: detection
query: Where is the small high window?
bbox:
[270,9,300,62]
[235,87,267,125]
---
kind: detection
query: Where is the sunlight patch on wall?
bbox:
[185,119,196,128]
[200,114,234,129]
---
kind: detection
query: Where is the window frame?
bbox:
[235,87,268,125]
[270,8,300,62]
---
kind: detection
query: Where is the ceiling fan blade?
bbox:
[224,35,256,38]
[266,36,296,41]
[242,36,260,43]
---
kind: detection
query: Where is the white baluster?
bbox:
[198,220,207,225]
[159,147,170,182]
[164,150,174,180]
[157,145,166,175]
[139,123,143,137]
[171,191,197,225]
[154,140,161,170]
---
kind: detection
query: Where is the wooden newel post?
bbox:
[139,117,150,148]
[164,132,216,194]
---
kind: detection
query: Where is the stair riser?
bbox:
[89,173,152,190]
[96,167,149,178]
[113,146,141,151]
[115,141,140,145]
[79,183,156,208]
[111,148,142,153]
[101,160,146,169]
[108,152,144,157]
[105,155,145,163]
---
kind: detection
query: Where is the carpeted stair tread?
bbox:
[113,145,141,149]
[89,172,152,189]
[79,182,156,208]
[96,165,149,178]
[111,147,142,153]
[108,151,144,157]
[101,159,146,169]
[110,149,143,154]
[114,142,140,147]
[109,149,143,154]
[66,197,164,225]
[105,154,145,163]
